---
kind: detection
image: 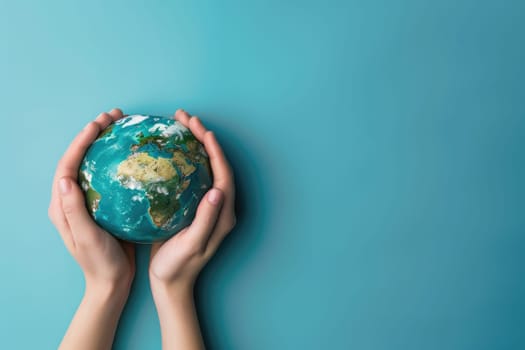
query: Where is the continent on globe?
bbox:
[78,115,212,243]
[117,152,178,185]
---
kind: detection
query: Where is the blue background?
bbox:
[1,0,524,349]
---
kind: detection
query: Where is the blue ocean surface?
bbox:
[79,115,211,243]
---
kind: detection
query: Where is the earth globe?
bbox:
[78,114,212,243]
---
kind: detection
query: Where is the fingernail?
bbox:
[59,178,71,195]
[207,188,223,205]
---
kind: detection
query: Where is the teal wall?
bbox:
[1,1,524,349]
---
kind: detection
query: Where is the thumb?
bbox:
[59,177,96,235]
[187,188,224,247]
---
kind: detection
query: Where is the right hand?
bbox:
[149,109,237,292]
[48,109,136,296]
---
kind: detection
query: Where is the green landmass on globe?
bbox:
[78,115,212,243]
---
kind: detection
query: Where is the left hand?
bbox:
[48,108,135,296]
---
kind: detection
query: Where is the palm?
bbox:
[149,227,200,282]
[94,229,135,281]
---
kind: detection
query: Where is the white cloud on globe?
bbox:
[119,115,149,128]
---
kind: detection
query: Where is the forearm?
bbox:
[152,283,205,350]
[59,283,129,350]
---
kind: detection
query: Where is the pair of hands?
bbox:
[48,108,236,305]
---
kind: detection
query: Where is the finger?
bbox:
[108,108,124,121]
[174,109,190,127]
[200,130,236,255]
[55,121,101,181]
[174,114,236,256]
[204,213,236,258]
[50,120,102,235]
[177,113,235,193]
[204,131,234,192]
[185,115,207,142]
[50,112,113,252]
[187,188,224,251]
[94,112,113,129]
[188,116,208,140]
[48,205,75,252]
[209,193,236,251]
[201,130,235,240]
[58,176,100,245]
[204,203,236,258]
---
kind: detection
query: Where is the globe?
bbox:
[78,114,212,243]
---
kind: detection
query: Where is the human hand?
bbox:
[149,109,237,293]
[48,108,135,297]
[148,110,236,350]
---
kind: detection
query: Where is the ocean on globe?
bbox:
[78,115,212,243]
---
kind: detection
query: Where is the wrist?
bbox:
[149,277,204,350]
[85,278,131,307]
[150,278,194,305]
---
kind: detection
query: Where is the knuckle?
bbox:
[85,121,100,133]
[86,121,98,130]
[101,112,112,121]
[95,117,109,127]
[190,116,200,126]
[95,112,108,120]
[57,158,68,170]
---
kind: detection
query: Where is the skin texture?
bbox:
[49,108,135,350]
[48,108,236,350]
[150,110,237,350]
